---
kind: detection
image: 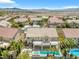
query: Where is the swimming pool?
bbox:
[32,51,62,57]
[69,48,79,57]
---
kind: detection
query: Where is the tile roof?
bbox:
[0,27,19,39]
[48,17,64,24]
[63,28,79,38]
[26,28,58,38]
[15,18,28,22]
[0,20,10,27]
[30,17,42,21]
[66,20,79,23]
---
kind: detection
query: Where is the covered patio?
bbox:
[33,41,60,50]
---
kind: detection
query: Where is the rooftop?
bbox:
[48,17,64,24]
[0,27,19,39]
[26,28,58,38]
[15,18,28,22]
[62,28,79,38]
[28,15,37,18]
[30,17,42,21]
[0,20,10,27]
[66,20,79,23]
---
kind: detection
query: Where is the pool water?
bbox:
[32,51,62,57]
[69,49,79,57]
[40,51,60,55]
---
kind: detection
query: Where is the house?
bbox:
[62,28,79,45]
[9,15,28,23]
[15,18,28,22]
[42,16,49,19]
[66,20,79,28]
[0,20,11,27]
[21,24,41,30]
[5,17,12,21]
[0,27,25,42]
[48,16,64,27]
[25,28,59,49]
[66,20,79,24]
[30,17,42,25]
[0,16,8,20]
[28,15,37,18]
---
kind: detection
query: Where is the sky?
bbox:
[0,0,79,9]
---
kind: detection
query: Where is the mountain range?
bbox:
[0,8,79,12]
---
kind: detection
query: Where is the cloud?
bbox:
[63,6,79,9]
[51,6,79,10]
[29,6,79,10]
[0,0,15,3]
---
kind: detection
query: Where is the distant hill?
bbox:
[1,8,79,15]
[0,8,50,11]
[0,8,22,11]
[1,8,79,12]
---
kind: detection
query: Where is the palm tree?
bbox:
[10,40,24,55]
[28,18,33,25]
[0,36,3,41]
[42,18,48,27]
[10,40,17,50]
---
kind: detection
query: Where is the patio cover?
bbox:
[33,41,42,46]
[50,41,59,45]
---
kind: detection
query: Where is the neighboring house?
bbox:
[0,27,25,42]
[42,16,49,19]
[30,17,42,25]
[66,20,79,24]
[25,28,59,49]
[5,17,12,21]
[0,20,11,27]
[48,16,64,27]
[0,16,9,21]
[0,16,5,20]
[15,18,28,22]
[66,19,79,28]
[21,25,40,30]
[28,15,37,18]
[62,28,79,45]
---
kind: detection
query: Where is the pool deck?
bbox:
[32,51,62,57]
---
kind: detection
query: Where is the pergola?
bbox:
[33,41,60,50]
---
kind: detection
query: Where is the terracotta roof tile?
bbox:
[63,28,79,38]
[0,27,19,39]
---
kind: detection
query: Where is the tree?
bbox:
[60,39,77,49]
[28,18,33,25]
[1,50,9,59]
[42,18,48,27]
[0,36,3,41]
[10,40,24,55]
[17,52,31,59]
